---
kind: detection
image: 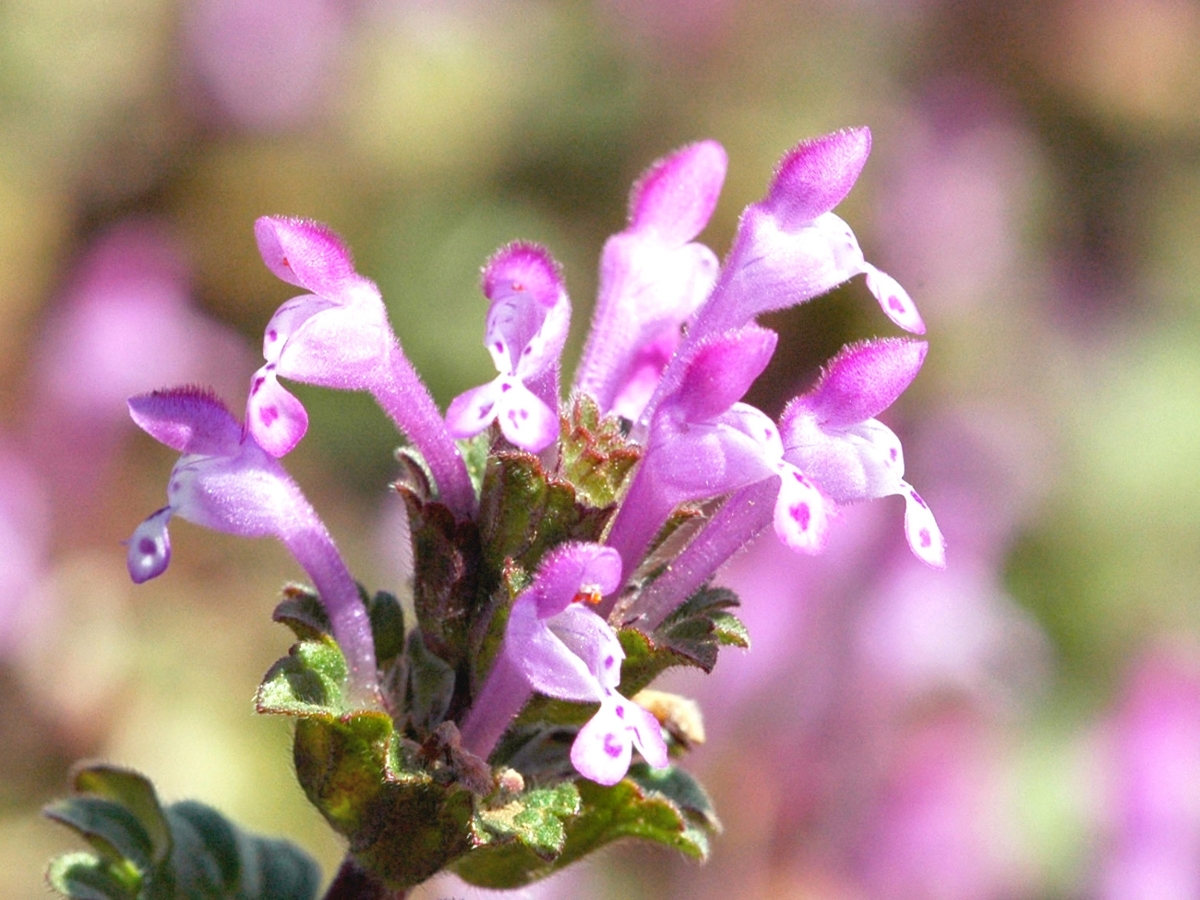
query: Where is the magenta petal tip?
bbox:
[767,127,873,226]
[254,216,358,296]
[628,140,728,244]
[482,242,565,311]
[128,386,241,455]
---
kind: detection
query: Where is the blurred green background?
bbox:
[3,1,1200,898]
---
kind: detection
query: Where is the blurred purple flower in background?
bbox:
[24,220,251,516]
[1097,651,1200,900]
[0,445,51,657]
[182,0,348,130]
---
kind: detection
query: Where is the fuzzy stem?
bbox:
[629,477,776,629]
[370,338,478,521]
[458,651,532,761]
[595,467,673,618]
[282,522,379,705]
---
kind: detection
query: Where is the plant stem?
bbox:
[321,856,406,900]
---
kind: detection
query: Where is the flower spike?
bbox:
[446,243,570,452]
[125,386,379,702]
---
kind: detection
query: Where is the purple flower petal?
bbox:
[445,380,504,439]
[126,506,172,583]
[779,343,944,567]
[505,593,605,702]
[866,265,926,334]
[528,543,623,619]
[546,603,626,689]
[495,381,560,452]
[570,694,669,785]
[646,403,780,506]
[571,700,633,786]
[273,284,391,389]
[773,468,829,553]
[254,216,359,296]
[662,129,923,397]
[623,697,669,769]
[129,384,379,699]
[667,325,778,423]
[783,414,906,504]
[628,140,727,243]
[127,387,241,455]
[802,338,928,428]
[575,143,724,418]
[448,243,570,452]
[482,242,570,379]
[902,484,946,569]
[246,366,310,457]
[763,127,872,228]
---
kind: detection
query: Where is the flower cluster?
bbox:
[125,127,942,866]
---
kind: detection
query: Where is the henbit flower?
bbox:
[459,543,668,786]
[249,216,476,519]
[602,324,828,606]
[125,386,379,702]
[780,338,945,568]
[636,128,924,433]
[697,127,924,338]
[573,141,725,421]
[445,243,570,453]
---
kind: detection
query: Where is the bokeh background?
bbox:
[3,1,1200,898]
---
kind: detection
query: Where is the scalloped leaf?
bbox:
[255,635,349,717]
[617,586,749,695]
[472,781,580,860]
[628,763,720,832]
[556,395,641,509]
[656,585,749,671]
[44,764,320,900]
[453,774,708,888]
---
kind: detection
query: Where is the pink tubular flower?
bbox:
[574,141,726,421]
[445,244,571,452]
[602,325,828,607]
[125,386,378,702]
[699,127,923,338]
[637,129,923,432]
[250,216,476,519]
[781,338,945,568]
[460,543,668,786]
